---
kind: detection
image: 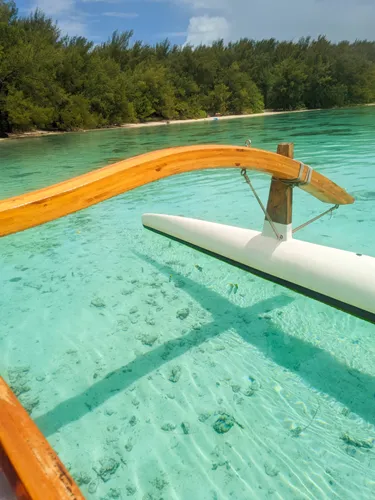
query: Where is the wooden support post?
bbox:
[265,143,294,225]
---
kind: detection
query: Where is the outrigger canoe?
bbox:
[1,142,374,498]
[0,142,373,325]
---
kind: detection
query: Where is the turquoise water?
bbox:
[1,107,375,499]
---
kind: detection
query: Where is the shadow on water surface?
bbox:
[35,253,375,436]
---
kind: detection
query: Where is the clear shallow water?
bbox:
[1,107,375,499]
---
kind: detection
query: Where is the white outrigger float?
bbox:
[0,142,374,324]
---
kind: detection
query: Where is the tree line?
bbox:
[1,0,375,135]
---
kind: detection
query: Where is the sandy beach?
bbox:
[0,109,317,141]
[120,109,318,129]
[2,104,374,141]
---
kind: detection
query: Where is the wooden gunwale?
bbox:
[0,377,83,499]
[0,145,354,237]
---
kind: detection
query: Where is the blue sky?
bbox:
[17,0,375,46]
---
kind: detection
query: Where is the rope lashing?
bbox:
[275,162,313,187]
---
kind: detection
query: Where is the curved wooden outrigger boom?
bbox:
[0,145,354,237]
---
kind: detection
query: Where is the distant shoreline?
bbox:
[0,109,321,141]
[120,108,319,130]
[2,104,375,141]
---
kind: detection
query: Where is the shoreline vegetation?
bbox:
[0,109,318,140]
[1,105,374,141]
[1,2,375,140]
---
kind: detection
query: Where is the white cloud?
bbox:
[103,12,139,18]
[30,0,139,38]
[174,0,226,7]
[57,17,88,36]
[174,0,375,45]
[31,1,89,36]
[29,0,375,44]
[185,16,229,45]
[32,0,75,16]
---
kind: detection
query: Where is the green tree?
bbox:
[99,30,133,70]
[56,94,96,131]
[5,88,54,130]
[1,9,63,132]
[128,63,177,121]
[269,58,308,110]
[1,1,375,134]
[0,0,17,23]
[207,83,231,115]
[225,63,264,114]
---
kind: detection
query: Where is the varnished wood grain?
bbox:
[265,143,294,225]
[0,145,354,237]
[0,377,84,500]
[276,143,295,158]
